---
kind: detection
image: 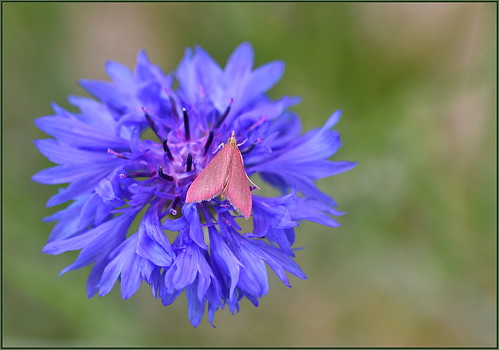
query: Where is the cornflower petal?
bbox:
[33,162,115,185]
[105,60,136,91]
[227,233,269,298]
[183,203,208,250]
[33,139,111,164]
[67,96,117,132]
[98,233,143,298]
[135,50,173,86]
[243,61,285,104]
[224,42,254,89]
[208,226,243,303]
[137,206,174,267]
[44,195,89,242]
[186,281,206,327]
[35,114,128,150]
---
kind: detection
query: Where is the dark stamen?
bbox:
[158,167,174,181]
[249,115,268,130]
[214,98,233,129]
[143,108,162,141]
[107,148,129,159]
[126,171,156,178]
[162,139,174,161]
[203,130,214,156]
[182,108,191,141]
[170,197,180,215]
[186,153,193,172]
[166,91,179,120]
[240,143,256,155]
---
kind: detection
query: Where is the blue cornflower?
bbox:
[33,43,356,327]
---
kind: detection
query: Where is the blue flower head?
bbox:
[33,43,356,327]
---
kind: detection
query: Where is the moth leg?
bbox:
[213,142,226,153]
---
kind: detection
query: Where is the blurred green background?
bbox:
[3,2,496,347]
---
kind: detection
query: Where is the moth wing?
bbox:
[224,145,253,219]
[186,145,232,203]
